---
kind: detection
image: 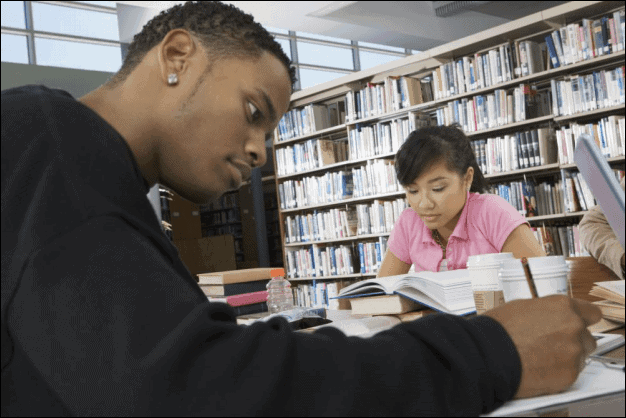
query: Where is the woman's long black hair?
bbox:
[395,125,488,193]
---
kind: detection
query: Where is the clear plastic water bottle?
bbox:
[266,272,294,314]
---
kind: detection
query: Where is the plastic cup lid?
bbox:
[466,252,514,268]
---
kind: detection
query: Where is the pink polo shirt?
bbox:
[388,192,528,272]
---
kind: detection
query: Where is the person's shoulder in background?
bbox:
[578,176,625,279]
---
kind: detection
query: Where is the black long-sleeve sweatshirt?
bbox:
[1,85,522,416]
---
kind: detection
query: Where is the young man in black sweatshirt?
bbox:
[1,1,601,416]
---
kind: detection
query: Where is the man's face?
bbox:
[404,160,473,233]
[155,50,291,205]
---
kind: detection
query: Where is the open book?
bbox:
[336,269,476,316]
[590,281,625,323]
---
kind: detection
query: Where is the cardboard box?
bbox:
[169,194,202,240]
[173,235,237,278]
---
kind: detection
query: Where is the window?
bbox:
[35,37,121,72]
[263,25,289,35]
[297,41,353,70]
[358,41,406,53]
[1,1,26,29]
[298,68,350,90]
[1,33,29,64]
[31,2,119,41]
[359,50,405,70]
[1,1,122,71]
[274,37,291,59]
[296,31,351,45]
[73,1,116,7]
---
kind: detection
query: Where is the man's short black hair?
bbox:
[107,1,297,89]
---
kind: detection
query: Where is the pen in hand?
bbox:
[521,257,539,299]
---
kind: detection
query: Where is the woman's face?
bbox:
[404,160,474,233]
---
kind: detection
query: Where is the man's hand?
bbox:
[483,295,602,399]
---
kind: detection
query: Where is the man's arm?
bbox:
[578,178,626,279]
[4,215,521,416]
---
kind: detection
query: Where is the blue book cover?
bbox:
[592,72,603,107]
[330,247,337,276]
[375,242,382,269]
[553,30,564,60]
[309,247,317,277]
[545,35,560,68]
[358,242,365,274]
[298,216,304,242]
[617,68,624,102]
[601,17,610,54]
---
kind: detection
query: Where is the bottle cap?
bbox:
[270,268,285,278]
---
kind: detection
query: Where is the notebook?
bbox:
[574,134,625,249]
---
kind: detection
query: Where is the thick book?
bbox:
[335,270,476,316]
[199,280,269,297]
[592,300,625,322]
[197,268,284,285]
[349,294,422,316]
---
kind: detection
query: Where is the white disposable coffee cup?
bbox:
[466,253,514,314]
[499,256,570,302]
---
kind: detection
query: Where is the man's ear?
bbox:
[157,29,197,85]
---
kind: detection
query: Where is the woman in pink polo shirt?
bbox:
[379,125,546,276]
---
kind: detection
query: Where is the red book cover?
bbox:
[209,290,269,307]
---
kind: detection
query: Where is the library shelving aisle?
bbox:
[271,1,625,309]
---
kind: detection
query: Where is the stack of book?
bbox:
[198,268,285,316]
[590,280,625,323]
[336,269,476,316]
[347,294,437,318]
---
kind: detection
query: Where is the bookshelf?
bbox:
[272,1,625,295]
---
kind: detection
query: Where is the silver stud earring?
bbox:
[168,73,178,85]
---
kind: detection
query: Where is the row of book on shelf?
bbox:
[277,114,623,190]
[556,117,625,163]
[200,192,239,212]
[435,64,625,130]
[432,10,625,101]
[285,236,390,279]
[278,159,399,210]
[275,138,349,176]
[283,221,595,282]
[473,127,556,175]
[203,209,240,225]
[474,117,625,177]
[284,198,409,244]
[347,114,430,160]
[275,115,428,178]
[551,67,625,117]
[435,84,552,131]
[274,10,625,142]
[532,224,590,259]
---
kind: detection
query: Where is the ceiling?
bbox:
[116,1,569,51]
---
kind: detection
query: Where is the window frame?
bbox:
[1,1,121,67]
[2,3,415,90]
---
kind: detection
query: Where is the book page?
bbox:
[338,275,410,296]
[312,316,401,337]
[595,281,625,297]
[482,361,625,417]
